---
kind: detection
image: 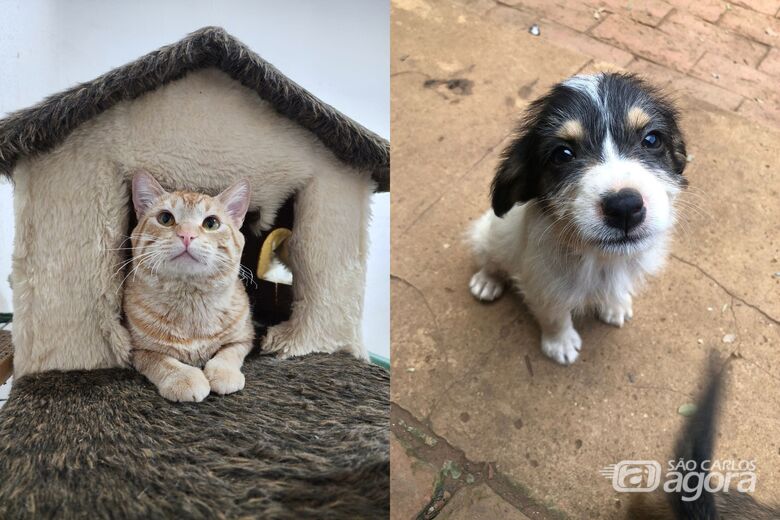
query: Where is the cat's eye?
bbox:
[157,211,175,226]
[203,216,220,231]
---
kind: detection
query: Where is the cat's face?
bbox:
[130,171,250,280]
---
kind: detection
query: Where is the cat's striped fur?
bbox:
[124,170,254,402]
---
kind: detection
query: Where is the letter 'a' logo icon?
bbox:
[601,461,662,492]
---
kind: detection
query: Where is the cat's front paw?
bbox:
[204,358,245,395]
[158,366,210,402]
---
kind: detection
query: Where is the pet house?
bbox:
[0,26,389,376]
[0,28,389,517]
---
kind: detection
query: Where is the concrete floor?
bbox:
[390,0,780,518]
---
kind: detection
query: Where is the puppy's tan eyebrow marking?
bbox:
[556,119,584,141]
[627,106,652,130]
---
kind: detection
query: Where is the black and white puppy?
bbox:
[468,73,688,365]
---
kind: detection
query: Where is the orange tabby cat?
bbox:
[124,170,254,402]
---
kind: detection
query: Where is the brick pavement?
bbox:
[461,0,780,129]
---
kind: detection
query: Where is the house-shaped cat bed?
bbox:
[0,28,389,517]
[0,26,389,377]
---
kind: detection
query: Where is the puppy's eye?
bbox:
[642,131,662,149]
[157,211,175,226]
[203,216,220,231]
[552,146,575,164]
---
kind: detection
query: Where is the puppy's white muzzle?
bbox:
[569,157,677,254]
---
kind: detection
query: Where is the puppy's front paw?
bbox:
[204,358,245,395]
[541,328,582,365]
[158,366,210,402]
[469,269,505,301]
[598,298,633,328]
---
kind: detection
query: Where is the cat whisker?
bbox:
[105,235,162,253]
[238,264,258,289]
[132,250,168,284]
[116,264,144,293]
[111,250,161,279]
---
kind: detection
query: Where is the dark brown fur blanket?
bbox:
[0,352,389,519]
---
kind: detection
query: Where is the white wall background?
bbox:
[0,0,389,358]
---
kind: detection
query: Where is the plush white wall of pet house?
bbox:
[0,27,389,377]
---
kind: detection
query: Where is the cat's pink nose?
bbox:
[177,232,196,247]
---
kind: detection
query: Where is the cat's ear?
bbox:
[217,179,251,227]
[132,170,167,218]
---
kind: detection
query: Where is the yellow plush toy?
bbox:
[256,228,292,279]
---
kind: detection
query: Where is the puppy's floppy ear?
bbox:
[491,134,540,217]
[671,134,689,187]
[654,89,688,187]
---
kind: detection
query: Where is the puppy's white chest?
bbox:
[567,255,636,308]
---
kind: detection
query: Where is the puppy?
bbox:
[628,359,780,519]
[468,73,688,365]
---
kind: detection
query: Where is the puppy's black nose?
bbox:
[602,188,646,233]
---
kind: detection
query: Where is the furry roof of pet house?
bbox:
[0,26,389,187]
[0,26,389,377]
